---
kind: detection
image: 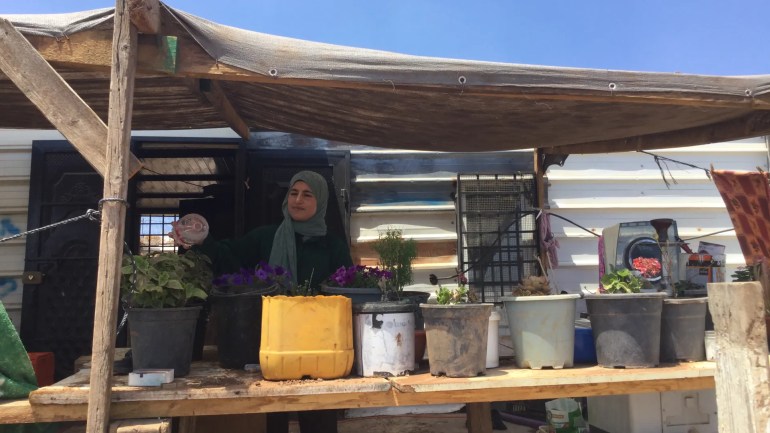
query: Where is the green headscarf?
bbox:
[269,171,329,284]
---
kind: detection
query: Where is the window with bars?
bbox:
[138,213,178,254]
[456,173,539,303]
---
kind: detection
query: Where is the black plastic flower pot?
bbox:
[127,306,202,377]
[584,292,666,368]
[210,286,279,369]
[660,297,708,362]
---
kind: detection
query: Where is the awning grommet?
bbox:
[608,82,617,91]
[458,75,467,85]
[745,89,753,96]
[269,68,278,77]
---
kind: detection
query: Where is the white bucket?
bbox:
[486,309,501,368]
[353,302,415,377]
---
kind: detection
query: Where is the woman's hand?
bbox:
[168,213,210,248]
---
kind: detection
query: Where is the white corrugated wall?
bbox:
[4,130,766,327]
[544,137,769,314]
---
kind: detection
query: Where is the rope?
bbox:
[0,209,101,243]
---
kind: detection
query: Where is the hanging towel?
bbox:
[538,211,560,268]
[0,301,57,433]
[711,169,770,265]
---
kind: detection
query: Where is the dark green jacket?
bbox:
[198,224,353,288]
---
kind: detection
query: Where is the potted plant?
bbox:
[372,228,426,303]
[420,275,493,377]
[730,265,769,350]
[500,275,581,369]
[209,262,290,369]
[259,273,355,380]
[120,250,213,377]
[584,266,667,368]
[320,264,391,303]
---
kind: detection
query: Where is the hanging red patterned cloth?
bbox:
[711,169,770,265]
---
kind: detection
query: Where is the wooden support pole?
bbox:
[0,18,142,178]
[466,402,492,433]
[86,1,137,432]
[707,282,770,433]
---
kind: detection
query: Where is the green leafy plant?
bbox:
[600,267,645,294]
[731,266,756,282]
[435,273,477,305]
[372,228,417,294]
[121,250,213,308]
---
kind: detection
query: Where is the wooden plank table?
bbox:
[1,359,716,428]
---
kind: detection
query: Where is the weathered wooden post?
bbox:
[707,281,770,433]
[86,1,138,432]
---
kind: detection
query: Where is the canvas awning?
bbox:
[2,3,769,155]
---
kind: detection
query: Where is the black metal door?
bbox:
[21,141,102,380]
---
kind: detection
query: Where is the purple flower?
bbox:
[212,263,292,292]
[324,265,393,289]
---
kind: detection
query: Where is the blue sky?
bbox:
[4,0,769,76]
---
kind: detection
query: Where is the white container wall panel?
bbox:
[0,181,31,211]
[545,139,768,309]
[349,149,535,293]
[0,135,35,331]
[351,212,457,243]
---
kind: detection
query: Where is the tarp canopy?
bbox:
[2,3,770,154]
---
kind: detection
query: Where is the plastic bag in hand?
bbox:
[169,213,209,247]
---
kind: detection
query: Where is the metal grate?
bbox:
[456,173,539,303]
[138,213,178,254]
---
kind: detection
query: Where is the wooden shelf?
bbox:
[1,359,716,424]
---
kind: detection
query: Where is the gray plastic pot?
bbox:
[660,297,708,362]
[584,292,666,368]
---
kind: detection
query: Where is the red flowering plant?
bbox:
[324,265,393,291]
[632,257,662,279]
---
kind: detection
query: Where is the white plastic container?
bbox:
[704,330,716,361]
[486,309,501,368]
[501,294,580,369]
[353,302,415,377]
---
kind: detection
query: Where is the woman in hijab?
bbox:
[172,170,352,433]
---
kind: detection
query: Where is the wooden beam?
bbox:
[0,18,142,178]
[466,402,492,433]
[24,31,177,76]
[86,1,137,432]
[128,0,160,34]
[188,78,250,140]
[18,24,770,111]
[542,111,770,155]
[708,282,770,433]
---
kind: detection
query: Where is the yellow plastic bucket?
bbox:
[260,295,354,380]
